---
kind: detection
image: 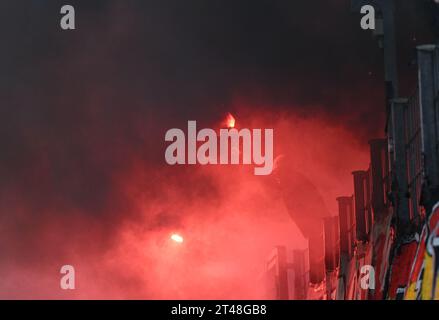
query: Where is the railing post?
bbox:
[352,171,369,241]
[369,139,388,217]
[390,98,410,232]
[417,45,439,198]
[337,196,355,258]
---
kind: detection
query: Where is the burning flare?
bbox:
[225,113,236,129]
[170,233,184,243]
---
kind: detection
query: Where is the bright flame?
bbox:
[225,113,236,128]
[170,233,184,243]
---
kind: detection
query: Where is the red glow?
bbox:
[1,108,370,299]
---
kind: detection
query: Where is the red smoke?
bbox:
[0,105,369,299]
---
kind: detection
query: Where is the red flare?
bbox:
[225,113,236,129]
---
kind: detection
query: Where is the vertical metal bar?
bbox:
[353,171,368,241]
[417,45,439,191]
[369,139,387,216]
[391,98,410,232]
